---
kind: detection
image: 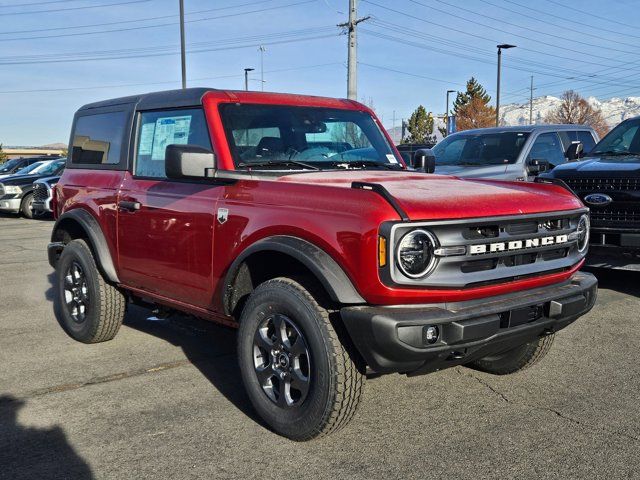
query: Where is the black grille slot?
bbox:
[463,225,499,240]
[505,222,537,235]
[33,183,49,202]
[502,253,537,267]
[564,177,640,192]
[461,258,498,273]
[541,248,568,261]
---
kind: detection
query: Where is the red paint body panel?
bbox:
[56,89,588,320]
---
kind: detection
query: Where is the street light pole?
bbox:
[529,75,534,124]
[445,89,455,136]
[258,46,266,92]
[244,68,254,91]
[179,0,187,89]
[496,44,516,127]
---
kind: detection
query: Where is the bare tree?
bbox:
[545,90,609,137]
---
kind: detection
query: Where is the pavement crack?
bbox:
[457,368,640,443]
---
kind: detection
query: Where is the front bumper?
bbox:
[32,197,52,213]
[341,271,597,375]
[0,198,21,213]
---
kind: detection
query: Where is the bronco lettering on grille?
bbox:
[469,234,569,255]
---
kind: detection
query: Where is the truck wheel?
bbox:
[20,193,34,219]
[237,277,364,441]
[56,239,126,343]
[470,334,555,375]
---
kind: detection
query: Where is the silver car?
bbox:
[432,125,599,180]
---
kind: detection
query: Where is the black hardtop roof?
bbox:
[450,124,596,135]
[78,87,214,112]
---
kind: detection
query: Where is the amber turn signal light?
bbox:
[378,235,387,267]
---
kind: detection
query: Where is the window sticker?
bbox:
[151,115,192,160]
[386,154,398,164]
[138,122,155,156]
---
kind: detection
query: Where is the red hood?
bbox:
[277,171,583,221]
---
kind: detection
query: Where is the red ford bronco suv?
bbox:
[49,88,597,440]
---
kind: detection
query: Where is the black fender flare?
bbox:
[50,209,120,283]
[223,235,365,311]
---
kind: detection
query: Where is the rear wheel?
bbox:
[237,277,364,441]
[56,239,126,343]
[469,334,555,375]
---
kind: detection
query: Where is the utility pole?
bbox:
[529,75,534,124]
[179,0,187,89]
[338,0,370,100]
[258,45,266,92]
[496,44,516,127]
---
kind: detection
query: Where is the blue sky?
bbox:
[1,0,639,145]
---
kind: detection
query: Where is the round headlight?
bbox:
[396,229,437,278]
[576,214,590,253]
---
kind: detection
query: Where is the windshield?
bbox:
[0,158,21,173]
[432,131,530,166]
[220,104,402,170]
[591,118,640,156]
[13,161,45,175]
[31,160,65,176]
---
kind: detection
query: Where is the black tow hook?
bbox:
[448,351,465,361]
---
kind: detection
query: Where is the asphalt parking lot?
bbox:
[0,214,638,480]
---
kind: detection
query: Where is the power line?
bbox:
[0,0,315,41]
[0,0,151,16]
[0,62,342,94]
[0,31,338,65]
[0,0,278,35]
[0,0,85,7]
[543,0,640,31]
[416,0,640,58]
[501,0,640,41]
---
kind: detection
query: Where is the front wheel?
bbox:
[20,193,34,219]
[237,277,364,441]
[469,334,555,375]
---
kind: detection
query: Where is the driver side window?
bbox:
[527,133,565,166]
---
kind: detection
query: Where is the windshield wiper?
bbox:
[237,160,319,170]
[330,160,401,170]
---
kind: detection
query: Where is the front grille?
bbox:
[32,183,49,202]
[591,207,640,227]
[0,185,4,197]
[564,177,640,192]
[387,210,586,288]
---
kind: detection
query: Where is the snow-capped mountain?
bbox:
[501,95,640,127]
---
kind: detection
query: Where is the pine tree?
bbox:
[453,78,495,131]
[403,106,436,144]
[453,77,491,112]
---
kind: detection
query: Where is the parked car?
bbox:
[428,125,598,180]
[32,175,61,216]
[542,116,640,269]
[0,155,61,178]
[0,159,65,218]
[48,88,596,440]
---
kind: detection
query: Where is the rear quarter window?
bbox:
[71,111,128,167]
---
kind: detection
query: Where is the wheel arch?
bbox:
[49,209,120,283]
[223,235,365,318]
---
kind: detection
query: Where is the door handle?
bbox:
[118,200,141,212]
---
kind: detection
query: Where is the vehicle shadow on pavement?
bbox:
[0,395,94,480]
[121,307,265,426]
[584,267,640,297]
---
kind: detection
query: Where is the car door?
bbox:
[117,107,222,309]
[525,132,566,179]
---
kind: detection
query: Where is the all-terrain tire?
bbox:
[470,334,555,375]
[56,239,126,343]
[237,277,365,441]
[20,193,34,219]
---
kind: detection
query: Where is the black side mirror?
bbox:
[165,144,215,179]
[413,148,436,174]
[565,141,584,161]
[527,158,550,174]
